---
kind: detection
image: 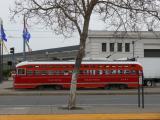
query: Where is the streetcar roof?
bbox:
[16,61,142,67]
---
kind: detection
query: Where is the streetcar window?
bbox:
[124,70,130,74]
[48,70,54,75]
[58,71,62,75]
[104,70,110,75]
[17,69,25,75]
[55,71,60,75]
[97,70,103,75]
[90,70,96,75]
[117,70,123,74]
[64,71,69,75]
[93,70,96,75]
[35,70,41,75]
[83,70,88,75]
[111,70,116,74]
[41,70,47,75]
[68,70,72,74]
[27,70,33,75]
[131,70,137,74]
[87,70,90,74]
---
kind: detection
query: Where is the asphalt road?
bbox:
[0,94,159,107]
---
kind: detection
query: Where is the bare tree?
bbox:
[11,0,160,109]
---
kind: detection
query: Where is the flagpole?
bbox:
[0,17,3,83]
[0,39,2,83]
[1,40,3,82]
[23,15,26,61]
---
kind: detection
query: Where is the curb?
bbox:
[0,113,160,120]
[0,91,160,96]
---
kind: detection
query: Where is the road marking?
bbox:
[79,103,160,106]
[12,107,26,110]
[0,105,57,107]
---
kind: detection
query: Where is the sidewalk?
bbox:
[1,104,160,114]
[0,80,160,95]
[0,105,160,119]
[0,81,160,119]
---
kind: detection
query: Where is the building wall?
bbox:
[3,46,79,70]
[85,31,160,60]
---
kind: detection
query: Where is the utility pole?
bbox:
[23,15,26,61]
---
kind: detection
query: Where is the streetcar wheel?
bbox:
[54,85,62,90]
[104,85,111,90]
[146,80,153,87]
[119,84,127,89]
[37,86,44,90]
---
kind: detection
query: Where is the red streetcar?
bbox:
[13,61,143,89]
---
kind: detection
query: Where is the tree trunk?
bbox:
[68,33,87,109]
[68,0,97,109]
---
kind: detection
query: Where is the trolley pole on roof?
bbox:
[23,15,26,61]
[132,41,135,58]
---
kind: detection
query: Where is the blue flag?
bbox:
[0,24,7,41]
[23,28,31,41]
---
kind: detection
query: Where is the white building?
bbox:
[85,31,160,60]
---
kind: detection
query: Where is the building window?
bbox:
[125,43,130,52]
[110,43,114,52]
[102,43,107,52]
[117,43,122,52]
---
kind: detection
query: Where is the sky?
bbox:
[0,0,105,54]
